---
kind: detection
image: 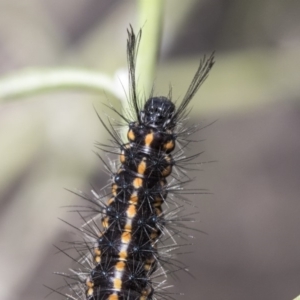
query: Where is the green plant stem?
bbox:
[0,68,118,102]
[0,2,165,105]
[136,0,164,98]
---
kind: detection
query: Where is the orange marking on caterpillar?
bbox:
[102,217,109,229]
[95,256,101,264]
[145,132,154,146]
[133,178,143,188]
[113,278,122,290]
[150,232,158,240]
[115,261,125,271]
[112,184,118,195]
[141,287,152,298]
[162,163,172,177]
[153,197,163,206]
[162,167,171,177]
[108,197,115,205]
[86,278,94,288]
[119,250,128,259]
[94,248,101,263]
[160,179,166,187]
[146,257,155,264]
[163,139,175,151]
[94,248,101,256]
[127,204,137,218]
[108,294,119,300]
[129,193,138,204]
[124,222,132,232]
[144,263,152,271]
[120,152,125,163]
[121,232,131,243]
[128,129,135,141]
[87,288,93,296]
[137,159,147,175]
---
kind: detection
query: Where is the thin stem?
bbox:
[136,0,164,99]
[0,68,119,102]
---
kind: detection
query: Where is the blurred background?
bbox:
[0,0,300,300]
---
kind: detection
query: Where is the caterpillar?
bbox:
[55,26,214,300]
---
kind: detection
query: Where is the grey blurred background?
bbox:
[0,1,300,300]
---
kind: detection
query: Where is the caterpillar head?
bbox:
[140,96,175,129]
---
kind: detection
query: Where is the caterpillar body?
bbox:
[58,27,214,300]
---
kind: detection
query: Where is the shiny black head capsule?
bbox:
[140,96,175,129]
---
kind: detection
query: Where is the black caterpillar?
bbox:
[58,27,214,300]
